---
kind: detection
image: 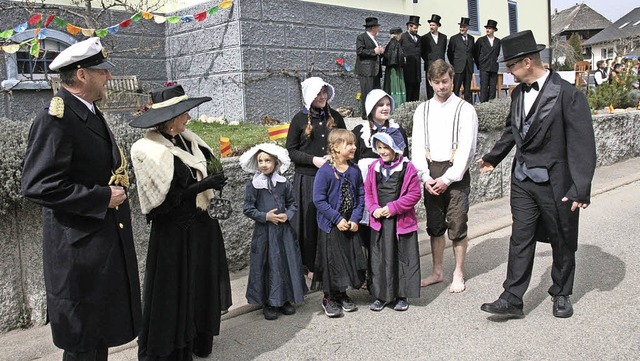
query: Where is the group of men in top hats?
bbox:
[355,14,502,105]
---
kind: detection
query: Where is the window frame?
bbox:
[1,29,76,91]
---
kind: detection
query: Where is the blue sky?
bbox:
[551,0,638,22]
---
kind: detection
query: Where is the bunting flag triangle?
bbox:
[95,29,109,38]
[194,11,207,22]
[268,123,290,140]
[0,29,14,38]
[44,14,55,27]
[141,12,154,20]
[219,0,233,9]
[14,23,28,33]
[30,41,40,57]
[66,24,81,35]
[167,16,181,24]
[53,17,67,28]
[2,44,20,53]
[28,14,42,25]
[154,15,167,24]
[131,12,143,22]
[220,137,232,157]
[207,6,220,15]
[81,28,95,37]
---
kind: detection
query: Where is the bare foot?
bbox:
[449,273,466,293]
[420,274,444,287]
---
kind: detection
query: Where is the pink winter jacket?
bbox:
[364,158,422,235]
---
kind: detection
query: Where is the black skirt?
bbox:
[291,172,319,272]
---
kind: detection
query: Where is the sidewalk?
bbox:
[2,156,640,361]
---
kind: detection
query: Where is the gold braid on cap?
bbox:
[109,145,130,187]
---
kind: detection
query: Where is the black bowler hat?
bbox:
[498,30,546,62]
[458,17,471,26]
[129,85,211,128]
[364,17,380,28]
[389,27,403,35]
[484,19,498,31]
[428,14,441,26]
[406,15,421,26]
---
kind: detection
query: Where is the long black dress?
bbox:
[137,134,232,361]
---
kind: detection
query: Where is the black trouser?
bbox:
[359,75,381,119]
[404,81,421,102]
[62,348,108,361]
[479,70,498,102]
[500,178,576,307]
[453,70,472,103]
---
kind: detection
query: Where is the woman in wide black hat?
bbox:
[130,85,232,361]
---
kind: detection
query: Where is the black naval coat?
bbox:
[21,87,141,352]
[399,32,422,82]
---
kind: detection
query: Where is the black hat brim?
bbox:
[484,25,498,31]
[129,96,212,128]
[498,44,546,62]
[428,21,441,26]
[406,21,421,26]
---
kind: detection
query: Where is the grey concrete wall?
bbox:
[237,0,405,123]
[2,110,639,332]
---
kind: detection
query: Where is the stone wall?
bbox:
[166,0,406,123]
[1,110,639,332]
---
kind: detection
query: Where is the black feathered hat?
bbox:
[129,85,211,128]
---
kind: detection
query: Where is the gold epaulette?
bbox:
[48,97,64,118]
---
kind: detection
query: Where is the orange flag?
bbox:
[220,136,231,157]
[268,123,289,141]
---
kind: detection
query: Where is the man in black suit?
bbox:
[356,17,384,119]
[421,14,447,99]
[474,20,501,102]
[21,38,141,360]
[399,15,422,101]
[477,30,596,319]
[447,17,475,103]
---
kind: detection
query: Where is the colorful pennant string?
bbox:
[0,0,234,54]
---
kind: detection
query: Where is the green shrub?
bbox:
[587,66,638,110]
[474,97,510,131]
[393,97,510,136]
[392,100,422,137]
[0,117,30,216]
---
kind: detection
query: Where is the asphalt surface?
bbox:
[2,157,640,361]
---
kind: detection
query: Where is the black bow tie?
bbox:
[522,82,539,93]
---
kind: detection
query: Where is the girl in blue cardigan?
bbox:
[312,129,367,318]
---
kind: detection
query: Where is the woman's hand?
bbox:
[372,208,384,219]
[266,209,280,224]
[348,221,359,232]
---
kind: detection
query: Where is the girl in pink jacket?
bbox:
[364,130,422,311]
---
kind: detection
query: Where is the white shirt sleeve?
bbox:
[594,71,607,85]
[441,103,478,185]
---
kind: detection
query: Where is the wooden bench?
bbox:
[50,75,148,111]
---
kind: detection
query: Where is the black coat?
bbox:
[399,32,422,81]
[383,38,405,68]
[482,70,596,251]
[21,87,141,351]
[355,32,382,77]
[447,33,475,73]
[473,35,501,72]
[421,32,447,71]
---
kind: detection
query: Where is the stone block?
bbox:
[285,25,325,49]
[327,29,364,52]
[265,49,307,72]
[244,73,291,122]
[242,47,266,71]
[241,21,287,47]
[237,0,262,20]
[262,0,305,24]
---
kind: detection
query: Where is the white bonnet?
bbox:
[238,143,291,173]
[365,89,395,118]
[301,77,335,110]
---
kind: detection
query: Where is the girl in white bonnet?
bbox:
[240,143,308,320]
[285,77,347,281]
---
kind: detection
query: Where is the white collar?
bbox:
[71,93,95,114]
[252,172,287,190]
[373,157,408,176]
[358,118,400,149]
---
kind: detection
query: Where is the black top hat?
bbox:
[389,27,403,35]
[364,17,380,28]
[406,15,421,26]
[428,14,441,26]
[498,30,546,62]
[484,19,498,31]
[129,85,212,128]
[458,17,471,26]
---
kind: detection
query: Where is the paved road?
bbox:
[198,181,640,360]
[2,159,639,360]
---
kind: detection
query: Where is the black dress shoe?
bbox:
[280,301,296,315]
[480,298,524,317]
[552,295,573,318]
[263,305,278,320]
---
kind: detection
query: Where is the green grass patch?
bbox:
[187,121,285,156]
